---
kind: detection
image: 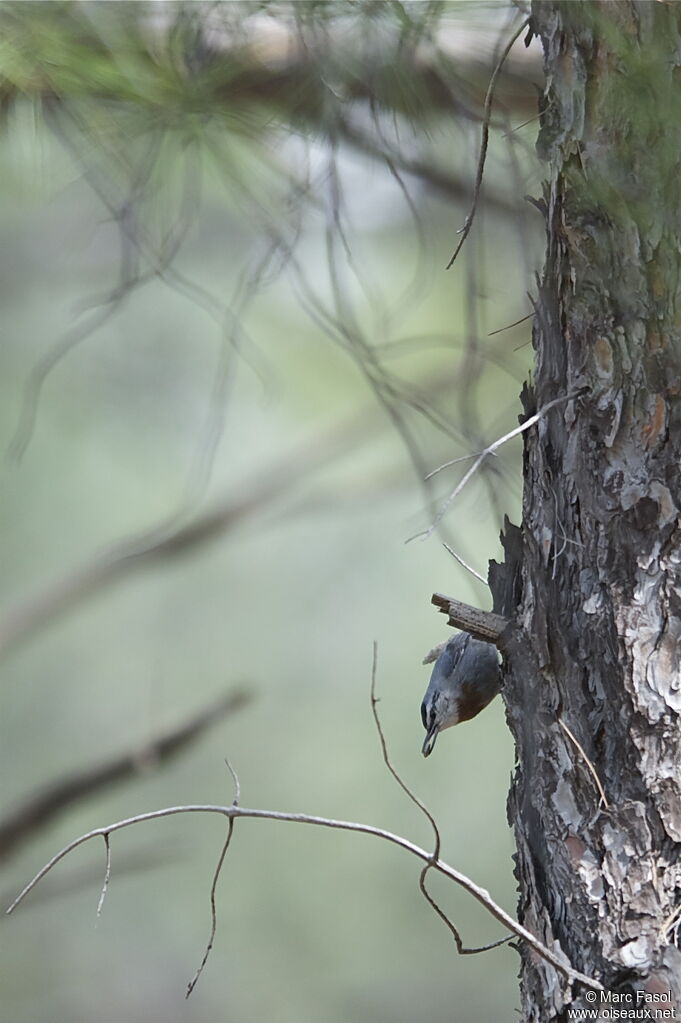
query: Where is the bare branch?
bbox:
[411,391,584,541]
[96,835,111,919]
[186,817,235,999]
[370,643,441,860]
[6,802,603,992]
[371,643,511,956]
[0,842,183,915]
[225,759,240,808]
[424,450,491,481]
[431,594,510,646]
[445,18,530,270]
[441,542,487,585]
[0,687,252,860]
[417,871,513,956]
[186,758,242,998]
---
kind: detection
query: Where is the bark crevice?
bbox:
[491,3,681,1016]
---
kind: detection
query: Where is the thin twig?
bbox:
[445,18,530,270]
[186,762,241,998]
[488,312,534,337]
[185,819,234,999]
[371,644,511,956]
[424,450,493,481]
[441,542,487,585]
[370,643,440,856]
[558,719,610,810]
[417,871,512,955]
[501,96,555,140]
[0,842,183,915]
[502,112,542,137]
[424,394,575,483]
[225,759,241,807]
[5,803,603,992]
[96,834,111,919]
[410,391,583,542]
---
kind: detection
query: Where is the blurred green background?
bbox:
[0,3,542,1021]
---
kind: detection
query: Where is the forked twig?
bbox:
[417,877,512,956]
[186,760,241,997]
[371,643,511,956]
[424,450,493,480]
[370,643,440,859]
[5,802,603,992]
[410,391,583,542]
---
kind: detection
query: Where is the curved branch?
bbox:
[445,18,530,269]
[186,761,241,998]
[411,390,585,541]
[370,644,508,955]
[6,802,602,992]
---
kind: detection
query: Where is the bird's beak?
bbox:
[422,723,439,757]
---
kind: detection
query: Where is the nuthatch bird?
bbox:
[420,632,501,756]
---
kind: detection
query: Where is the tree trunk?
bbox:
[491,3,681,1017]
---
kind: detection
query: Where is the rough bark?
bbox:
[490,3,681,1018]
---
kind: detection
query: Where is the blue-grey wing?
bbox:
[431,632,470,684]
